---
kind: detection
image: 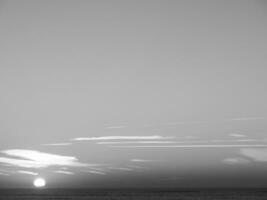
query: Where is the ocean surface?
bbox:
[0,189,267,200]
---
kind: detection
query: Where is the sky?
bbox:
[0,0,267,188]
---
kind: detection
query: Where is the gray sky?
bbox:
[0,0,267,188]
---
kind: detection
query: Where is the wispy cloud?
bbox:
[111,144,267,148]
[0,172,9,176]
[185,136,198,139]
[55,170,74,175]
[127,165,148,170]
[0,149,91,168]
[17,170,38,176]
[42,143,72,146]
[86,167,106,172]
[240,148,267,162]
[237,139,258,142]
[84,170,106,175]
[97,141,176,145]
[130,159,159,162]
[0,169,12,174]
[222,157,250,165]
[99,139,264,145]
[230,117,265,121]
[73,135,172,141]
[109,167,133,171]
[160,121,205,126]
[229,133,246,138]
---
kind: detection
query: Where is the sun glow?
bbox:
[33,178,46,188]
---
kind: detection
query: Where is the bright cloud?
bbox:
[240,148,267,162]
[0,149,90,168]
[0,157,45,168]
[73,135,172,141]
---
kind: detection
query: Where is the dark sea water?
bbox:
[0,189,267,200]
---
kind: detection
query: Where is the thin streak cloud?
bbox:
[55,170,74,175]
[42,143,72,146]
[73,135,172,141]
[130,159,159,162]
[110,144,267,148]
[109,167,133,171]
[237,139,258,142]
[0,169,12,174]
[17,170,38,176]
[84,170,106,175]
[230,117,265,121]
[98,139,264,145]
[229,134,247,138]
[97,141,176,144]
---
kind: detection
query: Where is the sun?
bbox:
[33,178,46,188]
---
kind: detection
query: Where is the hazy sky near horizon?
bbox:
[0,0,267,188]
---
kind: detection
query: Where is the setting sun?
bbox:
[33,178,46,188]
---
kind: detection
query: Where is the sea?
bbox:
[0,189,267,200]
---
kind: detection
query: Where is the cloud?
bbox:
[109,167,133,171]
[110,144,267,148]
[0,169,12,174]
[42,143,72,146]
[0,157,46,168]
[17,170,38,176]
[127,165,148,170]
[185,136,198,139]
[160,121,205,126]
[130,159,159,162]
[97,141,176,144]
[237,139,258,142]
[222,157,250,165]
[84,170,106,175]
[55,170,74,175]
[0,149,91,168]
[97,140,228,145]
[229,133,246,138]
[73,135,172,141]
[0,172,9,176]
[240,148,267,162]
[99,139,263,145]
[230,117,265,121]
